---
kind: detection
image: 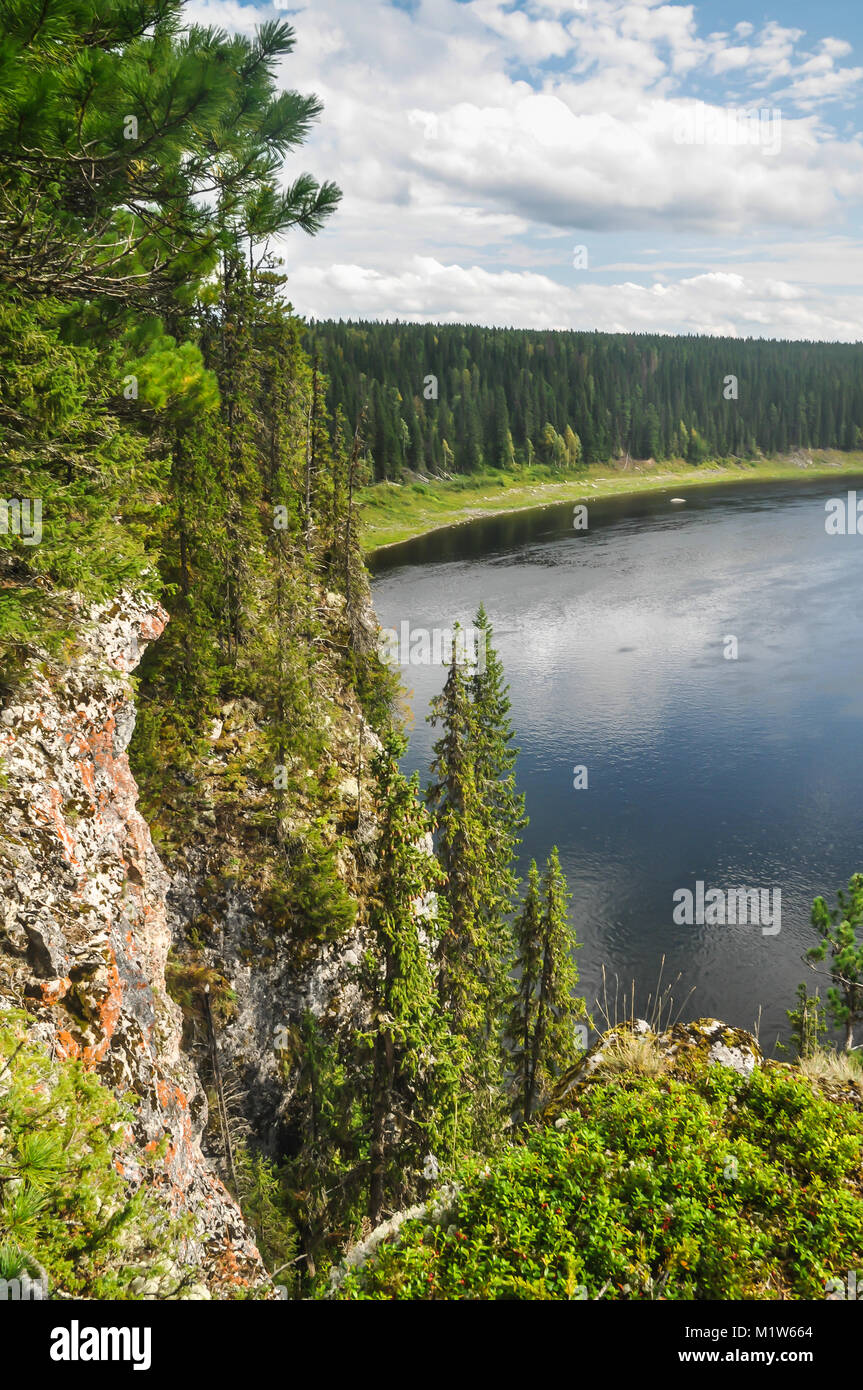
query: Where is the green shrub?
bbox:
[331,1066,863,1300]
[234,1144,300,1291]
[262,823,356,942]
[0,1014,190,1298]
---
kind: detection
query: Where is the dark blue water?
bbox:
[371,476,863,1052]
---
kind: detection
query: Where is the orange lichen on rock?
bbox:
[39,976,71,1005]
[32,786,80,867]
[54,1030,80,1062]
[0,590,266,1293]
[89,957,124,1061]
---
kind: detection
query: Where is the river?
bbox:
[370,475,863,1050]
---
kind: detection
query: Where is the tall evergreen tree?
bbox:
[427,634,506,1143]
[507,849,586,1123]
[471,604,525,1025]
[363,732,463,1223]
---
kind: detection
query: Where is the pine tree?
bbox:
[427,635,504,1143]
[507,849,586,1123]
[809,875,863,1050]
[470,604,525,1026]
[507,861,543,1124]
[364,733,463,1222]
[0,5,341,305]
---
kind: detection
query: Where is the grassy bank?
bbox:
[359,451,863,553]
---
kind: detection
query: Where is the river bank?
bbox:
[359,450,863,553]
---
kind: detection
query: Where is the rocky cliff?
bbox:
[133,585,385,1175]
[0,589,266,1297]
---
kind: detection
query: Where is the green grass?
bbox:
[358,451,863,552]
[329,1064,863,1300]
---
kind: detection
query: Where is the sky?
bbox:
[183,0,863,339]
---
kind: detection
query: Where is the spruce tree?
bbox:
[470,603,525,1025]
[427,641,485,1032]
[507,861,543,1125]
[427,633,505,1143]
[507,848,586,1123]
[364,733,462,1222]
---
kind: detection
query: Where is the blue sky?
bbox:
[184,0,863,339]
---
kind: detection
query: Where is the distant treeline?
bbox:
[305,321,863,480]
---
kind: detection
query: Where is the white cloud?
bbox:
[181,0,261,34]
[775,63,863,109]
[290,255,863,340]
[177,0,863,338]
[471,0,572,61]
[398,92,863,233]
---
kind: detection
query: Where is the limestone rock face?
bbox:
[167,853,369,1151]
[164,780,431,1158]
[0,590,266,1296]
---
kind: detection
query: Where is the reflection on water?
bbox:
[371,476,863,1049]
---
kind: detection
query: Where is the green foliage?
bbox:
[470,602,526,988]
[360,732,465,1222]
[277,1011,367,1281]
[0,1014,189,1298]
[809,874,863,1050]
[508,850,587,1123]
[0,295,163,668]
[331,1064,863,1300]
[425,613,529,1149]
[234,1144,300,1289]
[427,640,509,1145]
[0,1,340,304]
[785,983,829,1061]
[165,954,237,1028]
[0,0,343,687]
[308,321,863,480]
[263,823,357,943]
